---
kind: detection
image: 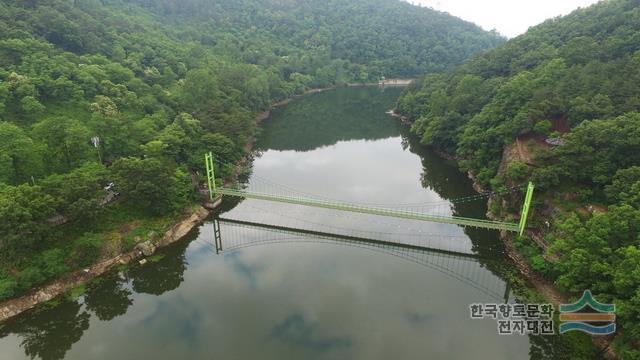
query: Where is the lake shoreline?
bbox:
[257,80,414,125]
[0,81,416,322]
[390,115,617,359]
[242,81,413,172]
[2,84,606,359]
[0,206,210,323]
[390,115,567,297]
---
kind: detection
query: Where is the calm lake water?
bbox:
[0,87,567,359]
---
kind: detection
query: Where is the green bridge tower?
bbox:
[205,153,535,234]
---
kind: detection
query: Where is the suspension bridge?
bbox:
[204,152,534,235]
[203,218,511,302]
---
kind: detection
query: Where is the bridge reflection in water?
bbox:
[209,218,511,302]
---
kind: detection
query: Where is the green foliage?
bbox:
[555,112,640,186]
[31,117,93,173]
[0,0,502,306]
[0,184,56,262]
[111,157,190,215]
[17,267,45,293]
[505,161,529,182]
[397,0,640,353]
[69,233,103,268]
[548,205,640,348]
[513,235,553,276]
[605,166,640,204]
[399,0,640,186]
[0,0,501,193]
[533,120,552,135]
[0,276,17,300]
[40,248,70,279]
[39,162,109,222]
[129,0,503,77]
[20,96,45,116]
[574,187,594,203]
[0,122,44,184]
[531,166,561,192]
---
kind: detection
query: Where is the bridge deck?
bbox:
[215,188,519,232]
[218,217,481,258]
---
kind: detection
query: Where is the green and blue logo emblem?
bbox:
[559,290,616,335]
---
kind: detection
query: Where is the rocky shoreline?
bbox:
[0,81,413,323]
[391,118,618,359]
[0,207,210,322]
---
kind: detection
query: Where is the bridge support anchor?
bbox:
[204,152,216,200]
[518,182,535,236]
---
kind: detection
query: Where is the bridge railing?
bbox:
[215,187,520,232]
[204,152,532,233]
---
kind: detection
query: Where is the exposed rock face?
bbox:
[147,231,158,242]
[135,241,156,257]
[203,196,222,210]
[158,207,210,247]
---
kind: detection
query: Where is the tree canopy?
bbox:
[397,0,640,354]
[0,0,502,303]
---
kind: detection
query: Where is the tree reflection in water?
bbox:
[126,239,189,295]
[84,271,133,321]
[0,300,89,360]
[0,86,597,360]
[0,237,192,360]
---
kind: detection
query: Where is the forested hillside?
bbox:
[396,0,640,355]
[127,0,503,76]
[0,0,501,303]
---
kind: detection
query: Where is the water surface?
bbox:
[0,87,559,359]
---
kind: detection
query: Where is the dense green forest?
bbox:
[0,0,502,303]
[126,0,503,76]
[396,0,640,355]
